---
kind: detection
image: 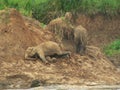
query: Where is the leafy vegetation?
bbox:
[104,40,120,56]
[32,0,120,23]
[0,0,120,23]
[0,0,47,16]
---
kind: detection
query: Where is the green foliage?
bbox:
[79,0,120,15]
[104,40,120,56]
[0,0,120,23]
[32,0,120,23]
[40,23,46,28]
[32,0,63,23]
[0,0,47,16]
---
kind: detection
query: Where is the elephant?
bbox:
[25,41,71,63]
[73,25,87,55]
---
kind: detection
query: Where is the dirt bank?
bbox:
[0,9,120,89]
[75,14,120,46]
[76,14,120,66]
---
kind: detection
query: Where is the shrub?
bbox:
[104,39,120,56]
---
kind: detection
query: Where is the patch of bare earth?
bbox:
[76,14,120,66]
[0,9,120,89]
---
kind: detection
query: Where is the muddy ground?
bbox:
[0,9,120,89]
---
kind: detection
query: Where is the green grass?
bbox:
[104,40,120,56]
[0,0,120,23]
[0,0,48,16]
[79,0,120,15]
[32,0,120,23]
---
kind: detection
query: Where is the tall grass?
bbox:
[32,0,120,23]
[0,0,47,16]
[0,0,120,23]
[78,0,120,15]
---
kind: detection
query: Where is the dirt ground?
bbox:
[0,9,120,89]
[76,14,120,67]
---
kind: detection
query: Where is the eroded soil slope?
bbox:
[0,9,120,89]
[76,14,120,66]
[76,14,120,47]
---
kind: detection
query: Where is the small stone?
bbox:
[30,80,41,88]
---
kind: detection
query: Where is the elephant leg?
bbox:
[57,51,71,58]
[25,53,37,60]
[53,47,71,58]
[37,51,48,63]
[80,44,86,55]
[76,42,81,53]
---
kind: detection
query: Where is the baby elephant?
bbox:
[25,41,71,63]
[74,25,87,55]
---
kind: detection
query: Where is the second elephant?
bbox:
[73,25,88,55]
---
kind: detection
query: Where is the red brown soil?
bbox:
[76,14,120,66]
[76,14,120,47]
[0,9,120,89]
